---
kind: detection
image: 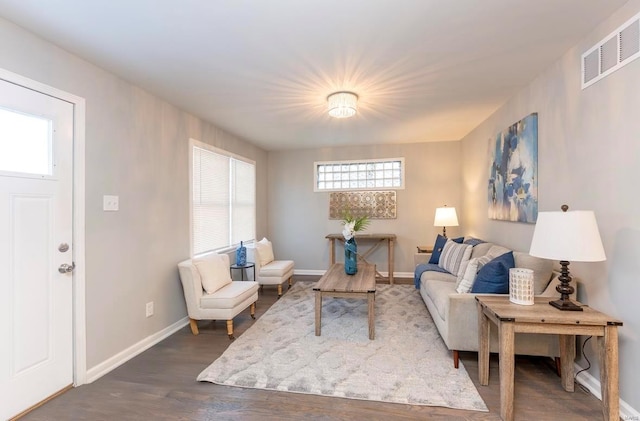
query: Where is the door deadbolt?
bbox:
[58,262,75,274]
[58,243,69,252]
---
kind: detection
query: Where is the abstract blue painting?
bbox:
[488,113,538,223]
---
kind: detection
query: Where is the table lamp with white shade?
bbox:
[434,206,459,238]
[529,205,606,311]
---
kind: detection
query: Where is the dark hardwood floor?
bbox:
[21,276,605,420]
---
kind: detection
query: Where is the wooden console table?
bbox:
[326,233,396,284]
[476,296,623,421]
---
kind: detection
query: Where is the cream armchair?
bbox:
[246,238,294,298]
[178,252,259,339]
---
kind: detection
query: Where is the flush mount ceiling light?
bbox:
[327,91,358,118]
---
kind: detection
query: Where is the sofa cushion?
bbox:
[471,251,515,294]
[421,269,458,284]
[470,242,494,259]
[513,252,554,295]
[255,237,275,266]
[438,240,472,278]
[259,259,294,277]
[200,281,259,310]
[424,278,456,322]
[487,244,511,258]
[414,263,450,288]
[429,235,463,264]
[193,253,232,294]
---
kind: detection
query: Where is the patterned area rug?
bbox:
[198,282,487,411]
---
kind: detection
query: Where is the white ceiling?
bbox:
[0,0,628,150]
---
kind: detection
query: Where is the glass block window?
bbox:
[314,158,404,191]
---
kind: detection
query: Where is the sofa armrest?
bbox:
[414,253,432,267]
[446,292,486,351]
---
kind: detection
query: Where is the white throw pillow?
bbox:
[193,253,232,294]
[255,237,275,267]
[438,240,472,278]
[456,255,492,293]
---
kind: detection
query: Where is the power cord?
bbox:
[575,336,592,393]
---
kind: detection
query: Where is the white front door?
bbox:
[0,78,74,419]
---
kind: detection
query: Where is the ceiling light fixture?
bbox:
[327,91,358,118]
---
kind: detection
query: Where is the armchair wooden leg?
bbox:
[250,302,256,319]
[288,276,292,289]
[226,320,235,340]
[453,350,459,369]
[189,318,199,336]
[277,284,283,298]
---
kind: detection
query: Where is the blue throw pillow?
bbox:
[429,235,464,264]
[464,237,486,246]
[470,251,515,294]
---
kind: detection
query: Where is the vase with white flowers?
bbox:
[341,211,370,275]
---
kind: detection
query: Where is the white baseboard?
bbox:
[394,271,414,279]
[574,362,640,419]
[294,269,414,279]
[294,269,325,276]
[86,316,189,383]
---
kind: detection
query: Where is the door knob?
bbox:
[58,263,75,274]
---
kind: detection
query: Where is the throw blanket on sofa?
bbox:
[414,263,449,289]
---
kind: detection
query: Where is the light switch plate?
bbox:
[103,195,119,211]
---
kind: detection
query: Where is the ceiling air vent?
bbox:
[582,12,640,89]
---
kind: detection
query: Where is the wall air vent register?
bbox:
[582,11,640,89]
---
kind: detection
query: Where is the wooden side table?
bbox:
[476,296,622,421]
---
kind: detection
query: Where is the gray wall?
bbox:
[460,1,640,411]
[267,142,461,274]
[0,17,269,369]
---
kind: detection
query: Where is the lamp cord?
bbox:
[574,336,592,381]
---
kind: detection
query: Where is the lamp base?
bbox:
[549,298,583,311]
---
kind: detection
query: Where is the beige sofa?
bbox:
[415,239,574,368]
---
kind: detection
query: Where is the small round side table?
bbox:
[229,262,255,282]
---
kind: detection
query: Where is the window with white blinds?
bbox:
[191,139,256,256]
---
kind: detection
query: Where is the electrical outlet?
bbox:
[103,195,119,211]
[145,301,154,318]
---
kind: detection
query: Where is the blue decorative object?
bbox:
[428,235,464,264]
[236,241,247,266]
[471,251,515,294]
[344,238,358,275]
[463,237,487,246]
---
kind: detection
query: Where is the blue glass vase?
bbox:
[344,237,358,275]
[236,241,247,266]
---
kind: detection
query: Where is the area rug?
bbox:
[198,282,487,411]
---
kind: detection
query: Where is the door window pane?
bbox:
[0,108,52,176]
